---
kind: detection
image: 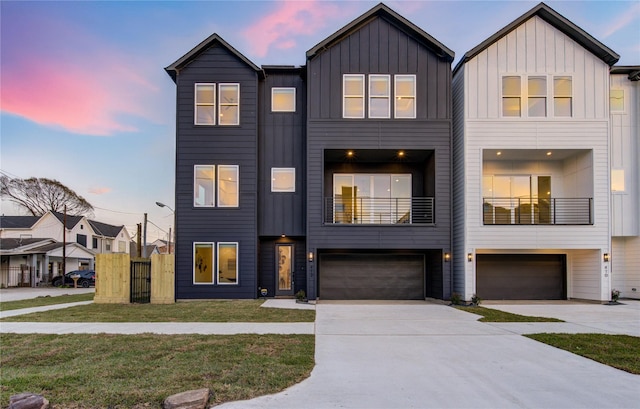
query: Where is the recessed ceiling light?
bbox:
[546,151,552,156]
[347,150,354,156]
[496,151,502,156]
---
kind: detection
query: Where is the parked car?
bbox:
[52,270,95,288]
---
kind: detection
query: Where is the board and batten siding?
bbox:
[174,44,259,299]
[465,16,610,121]
[612,237,640,299]
[610,74,639,236]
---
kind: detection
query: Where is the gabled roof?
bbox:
[165,33,263,82]
[306,2,454,63]
[611,65,640,81]
[51,211,84,230]
[453,2,619,74]
[0,238,53,251]
[88,220,124,238]
[0,215,40,229]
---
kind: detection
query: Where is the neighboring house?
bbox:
[451,3,619,301]
[151,239,173,254]
[129,241,160,258]
[0,238,95,287]
[166,3,454,300]
[610,66,640,299]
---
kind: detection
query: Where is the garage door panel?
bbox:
[319,254,424,300]
[477,254,565,300]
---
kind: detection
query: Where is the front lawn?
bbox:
[0,333,314,408]
[0,293,95,312]
[1,300,315,322]
[454,306,563,322]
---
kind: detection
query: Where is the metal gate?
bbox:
[130,260,151,303]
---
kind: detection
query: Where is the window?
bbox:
[76,234,87,247]
[395,75,416,118]
[195,83,216,125]
[105,241,111,252]
[271,168,295,192]
[610,89,624,112]
[612,169,625,192]
[217,165,239,207]
[483,175,552,224]
[118,241,126,253]
[194,165,215,207]
[502,76,521,116]
[219,84,239,125]
[92,237,98,249]
[217,242,238,284]
[272,87,296,112]
[369,75,390,118]
[343,74,365,118]
[554,77,572,117]
[528,77,547,117]
[194,243,214,284]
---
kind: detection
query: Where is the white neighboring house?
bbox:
[452,3,619,302]
[610,66,640,299]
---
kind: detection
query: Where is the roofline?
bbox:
[306,2,454,62]
[453,2,619,75]
[165,33,263,82]
[611,65,640,81]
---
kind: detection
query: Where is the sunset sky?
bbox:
[1,0,639,242]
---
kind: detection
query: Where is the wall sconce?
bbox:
[444,253,451,262]
[308,251,314,262]
[467,253,473,262]
[603,253,610,262]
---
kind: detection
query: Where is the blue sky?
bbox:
[1,0,639,242]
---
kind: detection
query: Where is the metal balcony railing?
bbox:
[324,197,434,225]
[482,197,593,225]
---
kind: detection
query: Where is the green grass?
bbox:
[526,333,640,374]
[0,333,315,408]
[454,306,564,322]
[1,300,315,322]
[0,293,95,311]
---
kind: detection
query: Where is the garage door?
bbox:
[319,254,424,300]
[477,254,566,300]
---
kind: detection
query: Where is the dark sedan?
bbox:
[52,270,95,288]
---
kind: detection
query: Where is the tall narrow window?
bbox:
[554,76,572,117]
[502,76,521,117]
[219,84,239,125]
[217,242,238,284]
[195,83,216,125]
[612,169,625,192]
[271,168,295,192]
[272,87,296,112]
[528,77,547,117]
[194,165,215,207]
[193,243,214,284]
[218,165,239,207]
[343,74,365,118]
[395,75,416,118]
[369,75,390,118]
[610,89,624,113]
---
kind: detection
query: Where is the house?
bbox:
[451,3,619,301]
[610,65,640,299]
[166,3,454,300]
[129,241,160,258]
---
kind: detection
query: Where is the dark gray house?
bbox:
[165,3,453,300]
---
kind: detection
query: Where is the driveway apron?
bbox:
[218,301,639,409]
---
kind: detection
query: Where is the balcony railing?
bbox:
[483,197,593,225]
[324,197,434,225]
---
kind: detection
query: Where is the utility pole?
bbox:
[136,223,142,258]
[62,205,67,277]
[142,213,148,258]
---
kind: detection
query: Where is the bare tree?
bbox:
[0,176,94,216]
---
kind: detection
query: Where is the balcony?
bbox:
[483,198,593,225]
[324,197,434,225]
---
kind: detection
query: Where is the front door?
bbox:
[276,244,294,296]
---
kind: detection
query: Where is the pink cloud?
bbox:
[602,2,640,38]
[89,187,112,195]
[243,0,342,57]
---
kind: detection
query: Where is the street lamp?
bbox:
[156,201,175,254]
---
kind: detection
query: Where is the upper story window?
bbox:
[343,74,365,118]
[194,165,239,208]
[502,75,573,118]
[272,87,296,112]
[194,83,239,125]
[344,74,417,119]
[369,75,390,118]
[395,75,416,118]
[610,89,624,113]
[611,169,625,192]
[271,168,296,192]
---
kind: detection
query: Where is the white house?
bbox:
[452,3,619,301]
[610,66,640,299]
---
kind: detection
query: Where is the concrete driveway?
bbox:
[218,301,640,409]
[0,287,95,302]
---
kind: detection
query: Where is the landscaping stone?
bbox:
[8,393,49,409]
[163,388,210,409]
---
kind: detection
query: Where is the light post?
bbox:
[155,202,175,254]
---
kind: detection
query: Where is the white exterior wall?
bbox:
[612,236,640,299]
[457,16,611,301]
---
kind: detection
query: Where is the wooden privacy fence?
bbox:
[94,253,174,304]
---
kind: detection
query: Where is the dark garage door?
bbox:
[319,254,424,300]
[477,254,566,300]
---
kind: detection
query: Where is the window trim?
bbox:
[271,167,296,192]
[193,242,215,285]
[527,76,547,117]
[194,165,216,208]
[217,165,239,208]
[194,83,216,125]
[218,83,240,126]
[553,76,573,117]
[343,74,365,119]
[502,75,522,117]
[501,74,574,118]
[217,242,239,285]
[368,74,391,119]
[394,74,416,119]
[271,87,296,112]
